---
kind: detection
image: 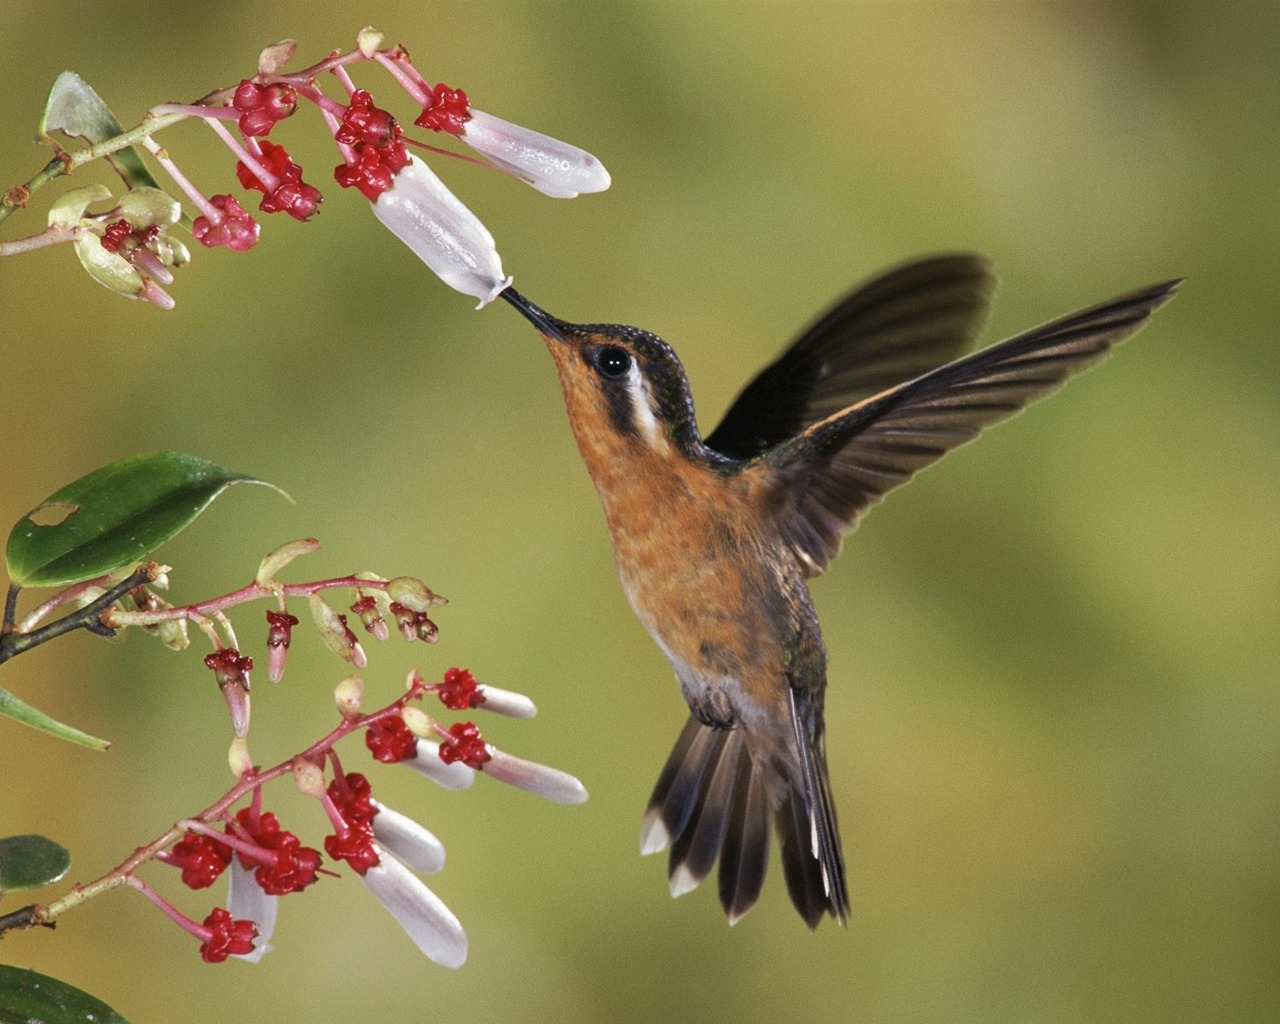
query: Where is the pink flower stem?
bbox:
[291,82,349,122]
[29,687,416,928]
[104,575,393,629]
[0,224,77,257]
[330,65,359,99]
[125,875,210,941]
[204,119,279,191]
[151,102,240,120]
[374,52,430,106]
[178,819,276,865]
[140,137,222,223]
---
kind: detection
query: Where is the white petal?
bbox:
[482,748,588,805]
[462,110,611,198]
[402,742,477,790]
[371,800,446,875]
[362,848,467,968]
[371,157,512,308]
[476,684,537,719]
[227,859,277,963]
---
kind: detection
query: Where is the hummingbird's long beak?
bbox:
[500,286,568,342]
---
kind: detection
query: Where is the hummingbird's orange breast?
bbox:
[578,424,795,726]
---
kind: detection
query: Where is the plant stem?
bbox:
[0,566,151,666]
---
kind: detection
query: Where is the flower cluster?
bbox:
[7,27,609,308]
[138,665,585,968]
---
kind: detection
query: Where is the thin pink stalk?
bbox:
[0,224,77,256]
[125,875,207,939]
[141,137,221,222]
[205,118,278,190]
[151,102,239,120]
[374,51,430,106]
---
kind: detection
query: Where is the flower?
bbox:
[227,857,278,963]
[198,907,258,963]
[369,156,512,308]
[369,799,445,875]
[361,843,466,968]
[48,184,189,308]
[191,194,260,252]
[456,110,611,199]
[482,747,588,805]
[400,740,477,790]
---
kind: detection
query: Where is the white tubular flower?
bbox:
[371,156,512,308]
[402,741,477,790]
[459,110,611,199]
[370,800,446,875]
[475,684,537,719]
[362,845,467,968]
[227,858,278,963]
[483,747,588,805]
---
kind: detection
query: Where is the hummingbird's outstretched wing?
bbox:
[765,278,1182,575]
[705,254,997,460]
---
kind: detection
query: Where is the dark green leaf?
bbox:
[0,966,129,1024]
[0,686,108,750]
[6,452,287,588]
[39,72,162,192]
[0,834,71,892]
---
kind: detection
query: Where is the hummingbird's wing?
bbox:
[764,278,1182,575]
[705,254,997,460]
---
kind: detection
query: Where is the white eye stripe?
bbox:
[625,362,664,446]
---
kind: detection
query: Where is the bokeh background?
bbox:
[2,3,1276,1022]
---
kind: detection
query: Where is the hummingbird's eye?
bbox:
[595,345,633,380]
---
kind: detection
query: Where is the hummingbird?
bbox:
[500,255,1178,928]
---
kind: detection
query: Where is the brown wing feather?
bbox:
[766,279,1182,575]
[707,254,997,459]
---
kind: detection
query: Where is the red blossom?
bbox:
[227,807,321,895]
[199,907,258,963]
[169,832,232,890]
[332,90,410,201]
[232,79,297,137]
[365,713,419,763]
[327,772,378,824]
[192,194,259,251]
[236,141,322,221]
[323,820,380,875]
[324,772,381,874]
[437,667,484,710]
[414,82,472,136]
[438,721,491,769]
[334,89,402,148]
[254,831,322,895]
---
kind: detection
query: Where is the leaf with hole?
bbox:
[5,452,287,588]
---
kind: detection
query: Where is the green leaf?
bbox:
[0,686,109,751]
[0,966,130,1024]
[40,71,162,193]
[0,834,71,893]
[6,452,287,588]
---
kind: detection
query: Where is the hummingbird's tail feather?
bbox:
[781,687,850,929]
[642,717,771,922]
[642,713,846,927]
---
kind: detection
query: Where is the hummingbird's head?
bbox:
[501,286,706,464]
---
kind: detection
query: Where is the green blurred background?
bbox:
[2,2,1277,1022]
